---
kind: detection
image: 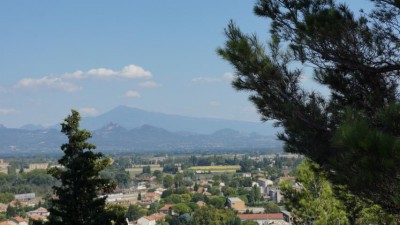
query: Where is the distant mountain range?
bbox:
[0,106,282,155]
[80,105,277,135]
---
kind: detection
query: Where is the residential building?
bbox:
[0,222,12,225]
[14,193,35,202]
[0,159,9,174]
[26,207,50,217]
[258,178,273,187]
[0,203,7,212]
[266,187,283,203]
[237,213,288,225]
[137,213,166,225]
[9,216,28,225]
[158,204,174,215]
[27,163,48,171]
[227,197,246,212]
[281,210,294,223]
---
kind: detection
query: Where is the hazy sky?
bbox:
[0,1,369,128]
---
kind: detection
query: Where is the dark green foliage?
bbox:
[239,159,253,172]
[190,205,236,225]
[248,185,261,206]
[163,175,174,189]
[126,204,147,221]
[47,110,116,225]
[172,203,192,215]
[0,170,55,195]
[142,165,151,174]
[218,0,400,214]
[6,205,16,217]
[281,159,396,224]
[0,192,14,204]
[106,204,128,225]
[264,201,280,213]
[207,196,227,209]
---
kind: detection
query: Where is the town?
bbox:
[0,153,302,225]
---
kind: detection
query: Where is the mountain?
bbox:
[0,123,282,155]
[80,105,276,135]
[20,124,46,130]
[90,124,282,152]
[4,106,283,155]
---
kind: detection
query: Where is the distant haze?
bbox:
[80,105,278,135]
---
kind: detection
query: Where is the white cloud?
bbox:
[191,72,235,84]
[139,81,160,88]
[125,90,141,98]
[62,70,85,79]
[87,68,117,77]
[14,64,154,92]
[121,65,152,79]
[79,107,98,116]
[222,72,234,81]
[191,77,221,83]
[15,76,81,92]
[0,108,17,115]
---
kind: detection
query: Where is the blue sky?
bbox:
[0,1,369,128]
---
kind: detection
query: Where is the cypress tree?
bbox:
[47,110,116,225]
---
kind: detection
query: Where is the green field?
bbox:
[188,165,240,173]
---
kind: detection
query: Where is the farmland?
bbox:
[188,165,241,173]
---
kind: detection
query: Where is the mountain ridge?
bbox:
[80,105,276,135]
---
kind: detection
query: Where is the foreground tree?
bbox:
[47,110,116,225]
[190,205,236,225]
[218,0,400,215]
[281,159,396,224]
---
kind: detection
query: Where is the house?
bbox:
[281,210,294,223]
[227,197,246,212]
[14,193,35,202]
[0,203,7,212]
[10,216,28,225]
[25,163,49,172]
[196,201,206,207]
[26,207,50,217]
[0,159,9,174]
[137,213,166,225]
[0,222,12,225]
[158,204,174,215]
[29,214,48,223]
[267,187,283,203]
[237,213,288,225]
[258,178,273,187]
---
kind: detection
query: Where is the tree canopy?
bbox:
[47,110,116,225]
[218,0,400,215]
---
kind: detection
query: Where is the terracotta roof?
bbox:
[159,204,174,211]
[144,213,167,221]
[238,213,284,220]
[0,222,12,225]
[203,191,212,196]
[12,216,26,222]
[30,214,46,221]
[32,207,48,213]
[197,187,204,193]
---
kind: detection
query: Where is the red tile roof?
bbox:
[144,213,167,221]
[0,222,12,225]
[12,216,26,222]
[159,204,174,211]
[237,213,284,220]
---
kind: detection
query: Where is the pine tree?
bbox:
[47,110,116,225]
[218,0,400,215]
